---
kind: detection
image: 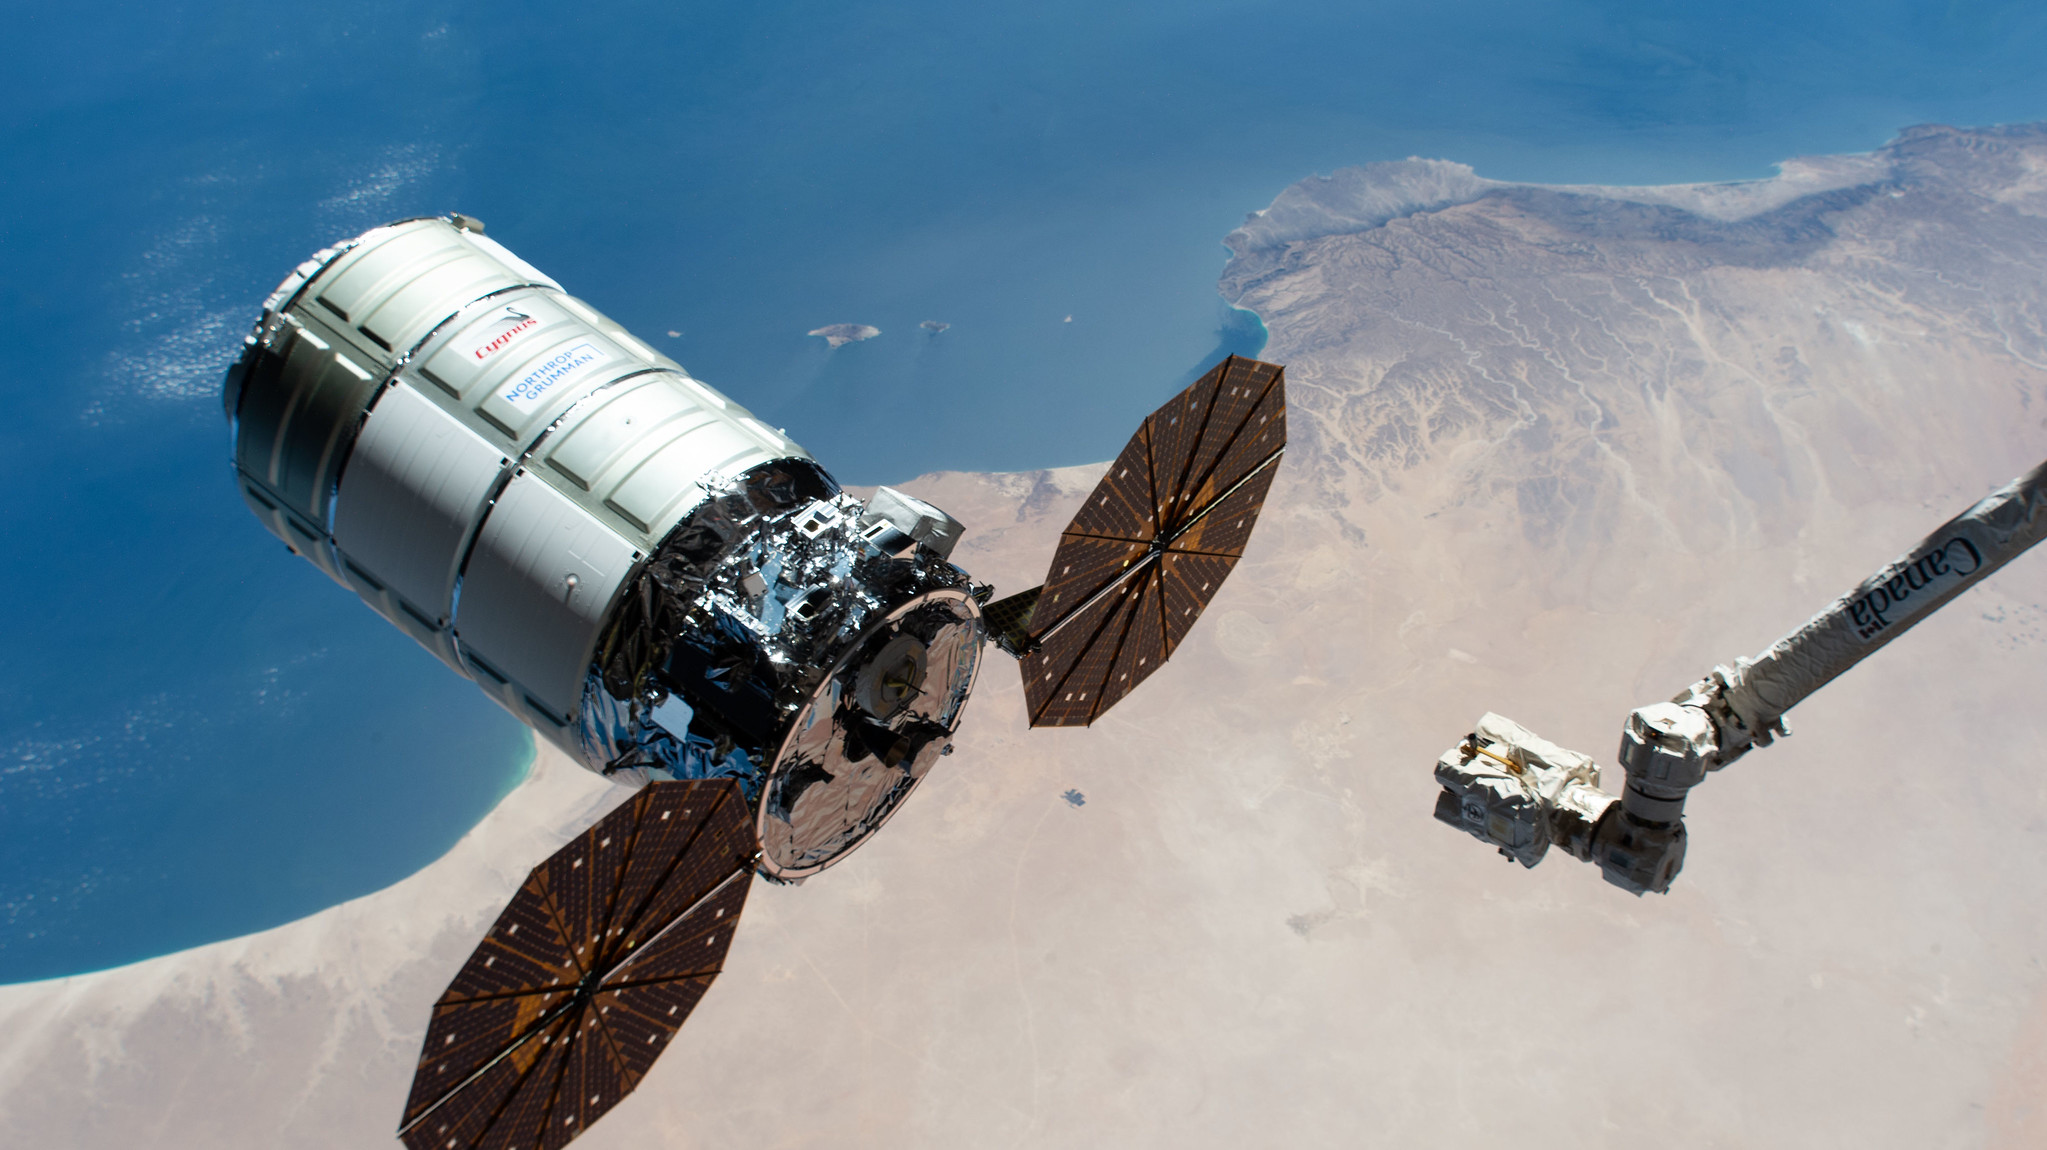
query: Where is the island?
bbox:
[807,323,880,348]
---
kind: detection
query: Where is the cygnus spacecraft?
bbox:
[222,214,1286,1148]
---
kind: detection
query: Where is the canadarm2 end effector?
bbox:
[1434,709,1703,894]
[1433,714,1617,870]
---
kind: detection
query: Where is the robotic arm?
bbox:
[1435,457,2047,894]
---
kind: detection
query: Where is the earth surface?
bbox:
[4,123,2047,1148]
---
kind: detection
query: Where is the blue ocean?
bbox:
[5,0,2045,981]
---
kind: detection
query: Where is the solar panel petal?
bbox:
[1176,358,1284,515]
[1167,459,1278,561]
[405,992,563,1127]
[1091,566,1169,718]
[541,846,605,980]
[1194,377,1285,511]
[1145,373,1216,529]
[1024,578,1144,726]
[1066,420,1158,541]
[552,1018,622,1150]
[588,974,713,1085]
[610,869,748,986]
[600,788,707,951]
[1159,551,1241,654]
[504,1031,575,1150]
[471,1019,572,1150]
[983,585,1043,655]
[444,877,582,1002]
[399,1011,574,1150]
[1032,535,1147,625]
[613,803,755,956]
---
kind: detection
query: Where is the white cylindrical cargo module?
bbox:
[228,217,809,720]
[226,215,984,879]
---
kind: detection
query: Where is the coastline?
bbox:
[1222,122,2047,270]
[488,727,538,807]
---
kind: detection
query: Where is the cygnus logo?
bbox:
[465,305,539,362]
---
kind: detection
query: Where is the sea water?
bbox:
[4,0,2045,980]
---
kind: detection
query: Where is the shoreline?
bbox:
[1221,122,2047,267]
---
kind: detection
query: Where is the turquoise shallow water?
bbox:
[4,0,2047,981]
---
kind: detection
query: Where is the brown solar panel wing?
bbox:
[1154,462,1278,656]
[1126,356,1280,535]
[585,959,718,1085]
[1017,356,1286,728]
[544,1011,622,1150]
[475,1024,577,1150]
[400,779,756,1150]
